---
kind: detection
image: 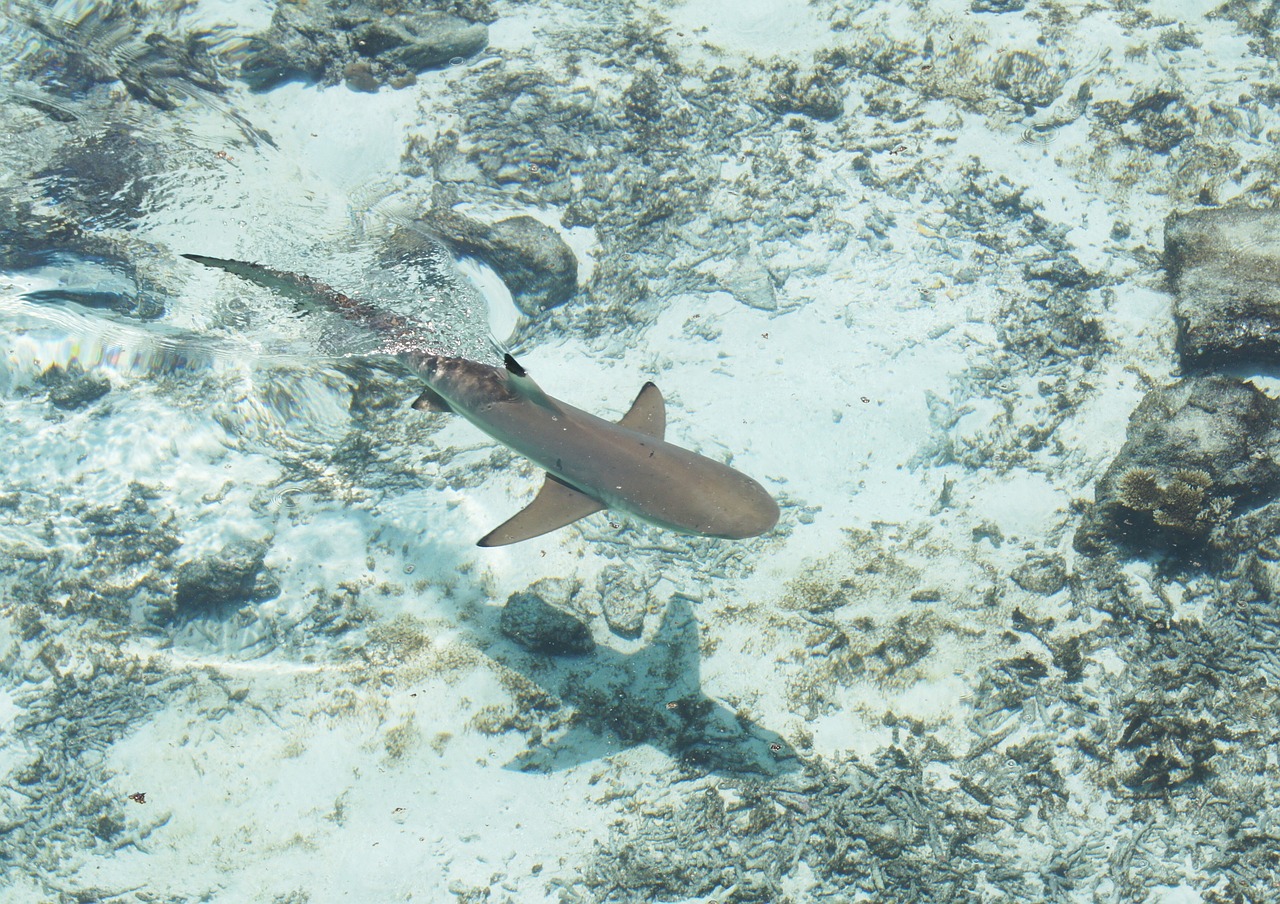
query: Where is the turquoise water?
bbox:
[3,1,1280,901]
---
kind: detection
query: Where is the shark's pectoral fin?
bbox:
[410,387,454,413]
[477,474,605,547]
[618,382,666,439]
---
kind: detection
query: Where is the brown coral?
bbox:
[1115,467,1228,536]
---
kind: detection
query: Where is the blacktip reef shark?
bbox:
[182,254,780,547]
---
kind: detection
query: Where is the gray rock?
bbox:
[1166,206,1280,370]
[500,591,595,656]
[597,566,649,639]
[1024,253,1097,290]
[1074,376,1280,554]
[426,209,578,315]
[172,539,273,619]
[355,13,487,73]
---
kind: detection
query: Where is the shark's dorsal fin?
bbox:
[411,387,454,413]
[618,382,666,439]
[477,473,605,547]
[503,354,562,414]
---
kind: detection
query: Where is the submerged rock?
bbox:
[1166,206,1280,370]
[1074,376,1280,554]
[240,6,487,92]
[169,539,275,620]
[425,209,578,315]
[354,13,487,73]
[239,34,326,91]
[38,362,110,410]
[500,591,595,655]
[38,126,161,227]
[715,254,778,311]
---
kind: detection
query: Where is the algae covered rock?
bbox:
[168,539,276,621]
[1075,376,1280,554]
[1166,206,1280,371]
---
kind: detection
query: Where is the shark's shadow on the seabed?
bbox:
[470,595,800,777]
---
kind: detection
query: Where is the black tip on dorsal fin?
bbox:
[504,354,527,377]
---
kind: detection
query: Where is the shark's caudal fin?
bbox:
[476,378,670,547]
[181,254,339,311]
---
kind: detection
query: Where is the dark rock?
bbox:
[1011,555,1067,595]
[972,0,1024,10]
[1074,376,1280,555]
[172,539,273,619]
[343,60,381,93]
[369,13,487,73]
[38,362,110,410]
[239,35,326,91]
[241,9,484,92]
[500,591,595,655]
[1166,207,1280,370]
[623,71,666,126]
[425,209,578,315]
[1126,91,1193,153]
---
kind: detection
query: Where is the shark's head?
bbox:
[704,471,781,539]
[418,354,517,409]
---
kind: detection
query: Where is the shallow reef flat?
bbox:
[2,0,1280,901]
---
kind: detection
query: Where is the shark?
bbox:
[183,254,780,547]
[485,594,799,775]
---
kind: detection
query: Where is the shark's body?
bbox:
[184,254,779,546]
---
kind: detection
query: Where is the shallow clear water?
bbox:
[3,1,1280,902]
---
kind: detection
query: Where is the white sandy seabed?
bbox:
[1,0,1277,901]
